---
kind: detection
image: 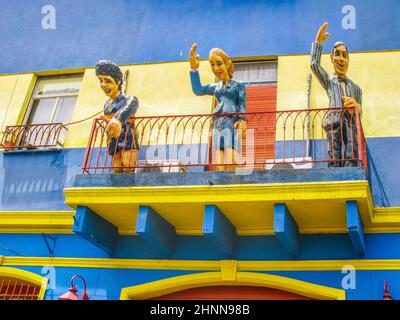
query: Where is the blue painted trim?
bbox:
[135,205,176,257]
[203,205,237,257]
[273,203,300,256]
[72,206,119,256]
[346,201,366,256]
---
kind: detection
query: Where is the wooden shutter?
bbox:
[208,84,277,170]
[245,85,277,169]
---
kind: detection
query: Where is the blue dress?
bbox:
[103,94,139,155]
[190,70,246,151]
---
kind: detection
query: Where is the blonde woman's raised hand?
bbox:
[189,43,200,70]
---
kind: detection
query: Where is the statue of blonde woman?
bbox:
[95,60,139,173]
[189,43,247,171]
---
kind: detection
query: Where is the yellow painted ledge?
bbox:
[0,211,74,234]
[0,267,48,300]
[64,181,376,234]
[3,256,400,272]
[371,207,400,225]
[120,272,345,300]
[64,181,373,204]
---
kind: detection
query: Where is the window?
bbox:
[26,76,82,125]
[22,75,82,147]
[233,61,277,86]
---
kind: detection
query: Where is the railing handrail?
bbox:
[82,106,367,175]
[98,106,357,121]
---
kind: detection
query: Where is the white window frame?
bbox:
[20,74,83,148]
[24,74,83,126]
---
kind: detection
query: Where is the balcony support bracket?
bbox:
[274,203,300,256]
[346,201,366,256]
[135,205,176,257]
[72,205,119,256]
[203,205,237,257]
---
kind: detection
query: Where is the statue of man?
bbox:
[95,60,139,173]
[311,22,362,167]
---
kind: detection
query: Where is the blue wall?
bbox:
[4,231,400,299]
[1,0,400,74]
[2,233,400,261]
[0,148,83,211]
[366,137,400,207]
[10,265,399,300]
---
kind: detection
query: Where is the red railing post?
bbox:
[354,107,368,175]
[81,118,99,174]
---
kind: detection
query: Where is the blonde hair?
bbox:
[209,48,234,79]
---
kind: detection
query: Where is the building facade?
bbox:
[0,0,400,300]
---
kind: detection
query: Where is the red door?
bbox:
[245,85,277,169]
[153,285,313,300]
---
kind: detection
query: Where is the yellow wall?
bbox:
[0,74,36,141]
[1,51,399,148]
[277,50,400,138]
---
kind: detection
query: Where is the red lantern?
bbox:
[58,275,89,300]
[383,280,393,300]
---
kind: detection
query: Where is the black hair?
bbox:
[95,60,123,90]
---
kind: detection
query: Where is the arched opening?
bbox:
[120,272,345,300]
[0,268,48,300]
[153,285,314,300]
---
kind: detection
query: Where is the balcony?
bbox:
[81,107,367,174]
[0,123,67,151]
[64,107,371,258]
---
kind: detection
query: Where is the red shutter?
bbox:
[153,285,314,300]
[208,84,277,170]
[245,85,277,169]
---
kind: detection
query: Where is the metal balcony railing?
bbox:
[82,107,367,175]
[0,123,68,151]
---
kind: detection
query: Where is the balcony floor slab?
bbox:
[65,168,373,236]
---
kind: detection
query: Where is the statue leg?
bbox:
[214,149,226,171]
[225,147,237,171]
[326,127,342,167]
[121,150,137,173]
[112,152,123,173]
[343,117,358,167]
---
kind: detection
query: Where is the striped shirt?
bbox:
[310,42,362,116]
[104,94,139,124]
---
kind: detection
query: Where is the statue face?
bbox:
[97,75,120,99]
[331,44,349,78]
[209,54,230,82]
